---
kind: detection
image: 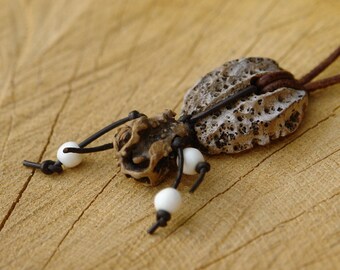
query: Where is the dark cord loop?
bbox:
[172,147,184,189]
[23,111,143,175]
[23,160,63,175]
[299,46,340,85]
[189,161,210,193]
[63,143,113,154]
[171,137,185,189]
[78,110,144,148]
[147,210,171,234]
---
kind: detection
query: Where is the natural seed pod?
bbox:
[113,110,190,186]
[181,57,308,154]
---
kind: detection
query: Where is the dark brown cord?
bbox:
[304,74,340,92]
[23,111,144,175]
[255,45,340,94]
[256,71,294,88]
[299,46,340,85]
[261,78,303,93]
[253,71,303,94]
[63,143,113,154]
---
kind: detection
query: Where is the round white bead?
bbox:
[154,188,182,213]
[57,142,83,168]
[179,147,205,175]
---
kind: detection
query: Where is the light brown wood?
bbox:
[0,0,339,269]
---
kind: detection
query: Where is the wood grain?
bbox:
[0,0,339,269]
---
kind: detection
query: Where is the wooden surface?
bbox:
[0,0,339,269]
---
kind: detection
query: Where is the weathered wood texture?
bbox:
[0,0,339,269]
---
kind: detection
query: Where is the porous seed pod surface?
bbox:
[181,57,308,154]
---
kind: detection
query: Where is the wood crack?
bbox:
[199,192,340,269]
[0,83,72,232]
[42,171,119,269]
[199,212,306,269]
[0,53,83,231]
[0,172,34,232]
[296,148,340,175]
[213,188,279,249]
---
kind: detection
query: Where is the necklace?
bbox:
[23,46,340,234]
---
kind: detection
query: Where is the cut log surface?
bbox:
[0,0,339,269]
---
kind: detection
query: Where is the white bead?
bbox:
[154,188,182,213]
[57,142,83,168]
[179,147,205,175]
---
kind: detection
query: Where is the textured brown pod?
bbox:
[181,57,308,154]
[113,110,189,185]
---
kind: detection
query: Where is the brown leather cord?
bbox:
[261,78,303,93]
[256,71,294,88]
[299,46,340,85]
[254,45,340,93]
[304,74,340,92]
[253,71,303,94]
